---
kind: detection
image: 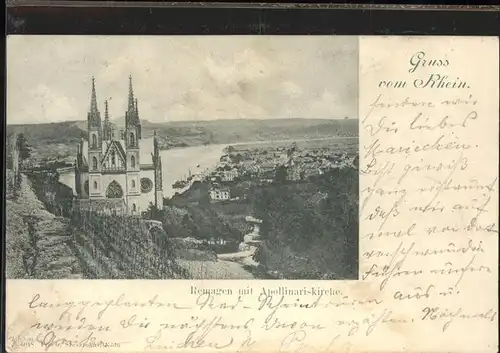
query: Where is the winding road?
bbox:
[217,245,259,267]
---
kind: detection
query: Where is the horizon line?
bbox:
[7,116,359,126]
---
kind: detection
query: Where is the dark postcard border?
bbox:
[6,6,500,35]
[2,6,499,353]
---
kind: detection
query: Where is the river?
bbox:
[58,139,228,198]
[58,136,357,198]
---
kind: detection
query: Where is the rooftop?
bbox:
[80,138,154,166]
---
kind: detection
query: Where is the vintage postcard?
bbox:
[4,35,499,353]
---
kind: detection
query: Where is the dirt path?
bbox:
[176,243,259,279]
[177,259,255,279]
[217,246,259,267]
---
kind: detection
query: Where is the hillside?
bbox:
[5,173,83,279]
[151,118,358,148]
[6,170,189,279]
[249,167,359,279]
[6,121,87,143]
[6,118,358,161]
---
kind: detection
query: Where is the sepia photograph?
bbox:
[6,36,359,280]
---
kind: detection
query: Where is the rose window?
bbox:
[140,178,153,193]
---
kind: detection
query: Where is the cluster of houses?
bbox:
[209,187,231,201]
[207,144,357,202]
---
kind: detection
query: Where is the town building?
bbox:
[221,167,239,182]
[209,187,230,201]
[258,163,276,180]
[240,161,260,176]
[74,76,163,215]
[286,165,302,181]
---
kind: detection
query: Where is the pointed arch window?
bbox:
[92,134,97,149]
[106,180,123,199]
[132,204,137,213]
[92,157,98,170]
[129,132,135,147]
[131,180,136,188]
[131,155,136,168]
[111,151,116,166]
[93,181,98,189]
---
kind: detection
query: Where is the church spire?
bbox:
[91,76,98,114]
[125,75,141,146]
[128,75,135,114]
[103,100,111,140]
[104,100,109,120]
[126,75,138,127]
[152,130,160,164]
[134,98,142,138]
[88,76,101,128]
[152,129,163,209]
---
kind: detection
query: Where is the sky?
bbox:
[7,36,358,125]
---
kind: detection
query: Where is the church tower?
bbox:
[125,75,141,149]
[75,75,162,214]
[153,130,164,210]
[125,75,141,213]
[103,100,112,141]
[87,77,103,198]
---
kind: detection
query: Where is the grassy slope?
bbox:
[5,174,83,279]
[6,172,188,279]
[152,202,254,279]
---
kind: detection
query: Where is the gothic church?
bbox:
[75,76,163,215]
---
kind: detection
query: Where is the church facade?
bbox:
[74,76,163,215]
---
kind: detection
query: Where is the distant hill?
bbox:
[6,118,358,161]
[7,121,87,144]
[142,118,359,149]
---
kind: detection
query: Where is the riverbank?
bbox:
[7,118,358,164]
[163,136,360,279]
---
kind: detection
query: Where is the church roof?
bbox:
[102,140,127,163]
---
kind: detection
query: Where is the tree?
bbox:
[198,192,211,206]
[274,166,287,184]
[17,133,32,161]
[231,153,243,164]
[250,167,359,279]
[353,155,359,169]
